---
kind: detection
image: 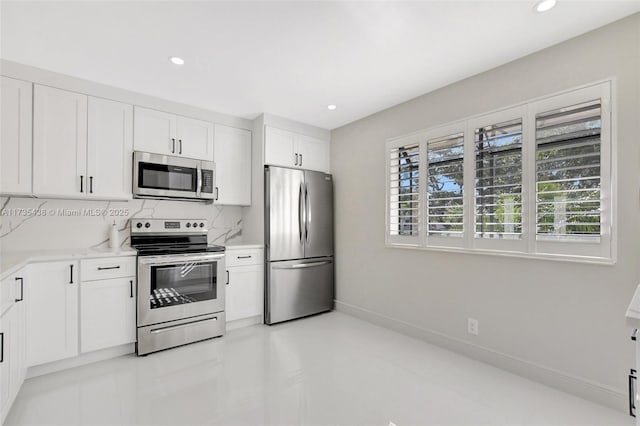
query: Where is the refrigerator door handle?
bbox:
[273,260,332,270]
[298,182,305,244]
[304,183,310,243]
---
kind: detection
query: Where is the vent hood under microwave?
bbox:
[133,151,216,202]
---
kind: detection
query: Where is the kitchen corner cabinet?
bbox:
[225,248,264,322]
[33,85,133,200]
[214,124,252,205]
[0,76,33,195]
[80,257,136,353]
[264,126,330,173]
[0,269,27,424]
[26,261,79,367]
[134,106,214,161]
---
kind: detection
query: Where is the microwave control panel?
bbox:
[201,170,214,194]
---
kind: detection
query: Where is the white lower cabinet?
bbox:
[81,276,136,353]
[26,261,79,367]
[1,269,27,424]
[225,248,264,323]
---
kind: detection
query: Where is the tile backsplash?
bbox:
[0,197,243,252]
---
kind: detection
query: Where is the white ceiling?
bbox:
[2,1,639,130]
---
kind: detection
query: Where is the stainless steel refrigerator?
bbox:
[265,166,334,324]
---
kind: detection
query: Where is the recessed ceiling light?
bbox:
[327,104,337,110]
[169,56,185,65]
[534,0,557,13]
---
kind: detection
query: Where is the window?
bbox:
[535,100,602,242]
[474,119,523,240]
[385,81,612,261]
[427,133,464,238]
[388,143,420,240]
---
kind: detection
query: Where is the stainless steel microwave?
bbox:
[133,151,216,202]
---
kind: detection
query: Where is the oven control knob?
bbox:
[193,222,198,228]
[199,222,205,228]
[136,222,143,229]
[145,222,151,228]
[186,223,191,228]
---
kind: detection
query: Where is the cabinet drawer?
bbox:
[81,257,136,281]
[225,249,263,267]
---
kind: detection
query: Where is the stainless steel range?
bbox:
[131,219,225,355]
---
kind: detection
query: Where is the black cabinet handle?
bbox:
[80,176,84,193]
[295,153,299,166]
[300,154,303,167]
[215,187,219,201]
[226,270,229,285]
[171,138,176,153]
[130,280,134,298]
[15,277,24,302]
[237,255,252,259]
[630,369,637,417]
[89,176,93,194]
[0,332,4,363]
[69,264,74,284]
[97,266,121,271]
[179,139,183,155]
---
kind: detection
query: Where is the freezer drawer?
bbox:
[266,257,334,324]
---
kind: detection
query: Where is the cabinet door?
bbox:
[214,124,251,205]
[177,116,214,160]
[81,277,136,353]
[26,261,79,366]
[33,85,88,197]
[0,307,13,420]
[226,265,263,322]
[87,97,133,199]
[0,77,32,195]
[265,126,296,168]
[133,106,176,156]
[296,135,330,173]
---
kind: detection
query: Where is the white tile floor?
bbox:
[5,312,632,426]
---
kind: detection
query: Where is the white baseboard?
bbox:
[226,315,263,331]
[335,300,627,413]
[26,344,135,379]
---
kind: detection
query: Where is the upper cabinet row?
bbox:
[265,126,330,173]
[0,77,252,205]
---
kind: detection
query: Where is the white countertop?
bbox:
[627,284,640,328]
[1,247,137,281]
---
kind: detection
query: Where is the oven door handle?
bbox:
[150,316,218,334]
[138,253,225,265]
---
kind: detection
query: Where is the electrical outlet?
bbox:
[467,318,479,336]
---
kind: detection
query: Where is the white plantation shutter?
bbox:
[387,141,421,243]
[535,99,602,242]
[474,118,523,239]
[427,133,464,238]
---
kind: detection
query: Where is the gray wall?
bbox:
[331,13,640,409]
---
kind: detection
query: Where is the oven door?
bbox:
[137,252,225,327]
[133,151,202,199]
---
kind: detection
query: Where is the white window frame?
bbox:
[423,122,468,249]
[386,133,423,246]
[468,106,528,253]
[384,80,615,263]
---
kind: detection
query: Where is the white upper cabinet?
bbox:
[133,107,176,156]
[134,106,213,160]
[0,76,33,195]
[177,116,214,160]
[265,126,296,167]
[33,85,88,197]
[297,134,330,173]
[87,97,133,199]
[33,85,133,200]
[214,124,251,205]
[264,126,330,172]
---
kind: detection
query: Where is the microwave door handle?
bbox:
[196,164,202,198]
